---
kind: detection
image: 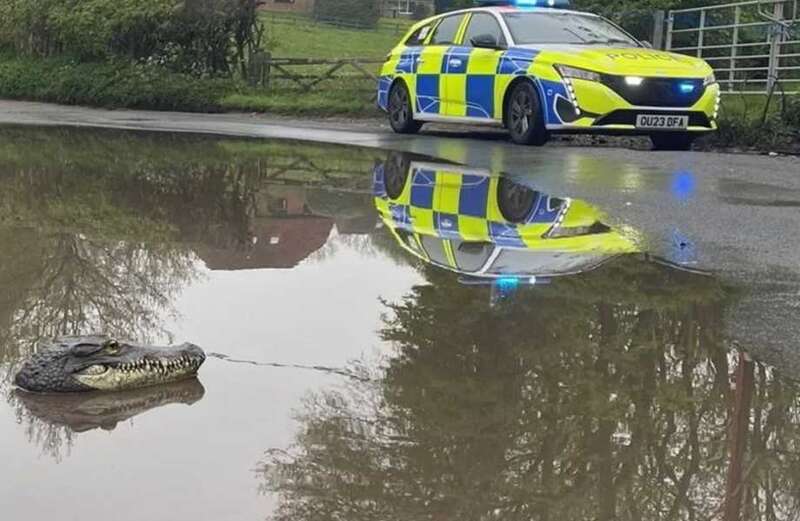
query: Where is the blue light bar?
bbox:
[476,0,571,8]
[496,277,520,290]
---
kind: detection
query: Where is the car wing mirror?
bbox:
[471,34,506,50]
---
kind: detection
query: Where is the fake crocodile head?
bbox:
[14,336,206,393]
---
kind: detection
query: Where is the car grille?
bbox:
[601,75,705,108]
[594,110,712,128]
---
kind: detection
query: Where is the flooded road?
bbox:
[0,127,799,521]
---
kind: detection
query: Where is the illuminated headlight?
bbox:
[703,73,716,86]
[555,65,601,82]
[547,222,611,238]
[624,76,644,86]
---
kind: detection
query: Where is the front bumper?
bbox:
[546,78,720,133]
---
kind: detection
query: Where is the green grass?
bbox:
[261,12,410,60]
[720,94,781,120]
[699,93,800,152]
[221,81,377,116]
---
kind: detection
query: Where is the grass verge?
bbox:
[0,53,231,112]
[698,94,800,153]
[0,52,381,117]
[221,78,378,116]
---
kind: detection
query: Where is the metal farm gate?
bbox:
[666,0,799,94]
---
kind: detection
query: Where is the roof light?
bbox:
[475,0,571,8]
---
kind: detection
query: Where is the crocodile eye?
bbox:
[105,340,121,354]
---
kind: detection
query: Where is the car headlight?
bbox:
[547,221,611,239]
[703,72,716,86]
[555,65,601,82]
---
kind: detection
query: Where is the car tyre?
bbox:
[650,132,695,151]
[388,82,423,134]
[498,176,538,223]
[383,152,410,200]
[506,81,549,146]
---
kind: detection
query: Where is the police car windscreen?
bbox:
[503,12,638,46]
[489,249,613,276]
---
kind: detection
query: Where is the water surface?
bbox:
[0,128,798,521]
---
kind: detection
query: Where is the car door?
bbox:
[453,12,509,120]
[416,13,467,116]
[386,21,434,112]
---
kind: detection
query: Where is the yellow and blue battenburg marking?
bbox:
[373,157,638,281]
[374,162,564,249]
[379,47,542,120]
[378,43,580,126]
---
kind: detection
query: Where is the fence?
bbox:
[666,0,800,94]
[261,11,413,34]
[248,54,381,91]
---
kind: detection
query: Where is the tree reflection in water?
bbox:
[0,233,195,359]
[262,257,800,521]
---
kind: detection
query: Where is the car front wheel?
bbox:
[388,82,423,134]
[498,177,538,223]
[650,132,695,151]
[383,152,410,200]
[506,81,548,146]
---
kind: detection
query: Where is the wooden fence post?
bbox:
[263,51,271,88]
[247,51,272,88]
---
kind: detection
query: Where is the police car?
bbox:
[377,0,719,150]
[373,153,637,282]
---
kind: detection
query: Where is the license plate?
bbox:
[635,114,689,129]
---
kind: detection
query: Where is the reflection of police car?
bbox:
[377,0,719,150]
[374,154,636,281]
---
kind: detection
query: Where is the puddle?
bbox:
[0,127,797,521]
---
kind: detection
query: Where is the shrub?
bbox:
[784,97,800,128]
[0,0,263,77]
[0,53,232,111]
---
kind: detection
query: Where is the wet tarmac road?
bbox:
[0,112,798,520]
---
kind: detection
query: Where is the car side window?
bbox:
[419,236,449,266]
[406,23,434,46]
[429,14,466,46]
[452,240,493,272]
[463,13,507,47]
